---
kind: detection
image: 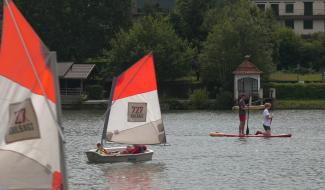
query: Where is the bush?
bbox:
[267,82,325,99]
[86,85,104,100]
[215,91,233,109]
[189,89,209,109]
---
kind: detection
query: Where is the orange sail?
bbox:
[0,0,56,103]
[113,53,157,101]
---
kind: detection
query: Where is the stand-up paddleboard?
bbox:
[209,132,291,138]
[232,105,265,110]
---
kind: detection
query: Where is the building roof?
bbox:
[232,58,263,75]
[57,62,73,77]
[57,62,96,79]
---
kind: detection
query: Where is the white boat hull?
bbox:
[85,147,153,163]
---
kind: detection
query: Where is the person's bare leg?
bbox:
[264,130,271,136]
[239,121,245,135]
[255,131,263,135]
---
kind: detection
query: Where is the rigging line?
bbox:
[5,0,64,139]
[101,77,116,144]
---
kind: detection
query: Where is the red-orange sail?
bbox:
[113,53,157,101]
[0,0,56,103]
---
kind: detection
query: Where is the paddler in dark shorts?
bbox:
[238,95,248,135]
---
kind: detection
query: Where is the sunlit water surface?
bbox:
[63,109,325,190]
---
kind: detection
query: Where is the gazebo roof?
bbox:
[232,58,263,75]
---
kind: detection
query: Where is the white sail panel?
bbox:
[106,90,166,144]
[0,77,61,188]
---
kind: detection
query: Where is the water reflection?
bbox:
[101,162,166,190]
[236,137,248,144]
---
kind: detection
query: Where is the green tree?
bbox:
[199,0,276,93]
[13,0,132,62]
[103,16,195,81]
[302,33,325,71]
[273,27,302,70]
[169,0,217,47]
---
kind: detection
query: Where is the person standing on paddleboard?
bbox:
[256,103,272,135]
[238,95,248,135]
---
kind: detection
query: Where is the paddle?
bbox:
[246,96,252,135]
[246,108,250,135]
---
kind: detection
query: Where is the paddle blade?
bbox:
[246,126,249,135]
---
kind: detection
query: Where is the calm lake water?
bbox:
[63,109,325,190]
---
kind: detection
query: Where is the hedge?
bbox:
[266,82,325,99]
[274,99,325,109]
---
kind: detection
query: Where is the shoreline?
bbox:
[61,99,325,110]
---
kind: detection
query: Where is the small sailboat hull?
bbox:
[85,147,154,163]
[209,132,292,138]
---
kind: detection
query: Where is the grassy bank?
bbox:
[274,99,325,109]
[269,71,322,82]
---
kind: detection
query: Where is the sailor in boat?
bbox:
[255,103,272,136]
[96,143,109,155]
[121,145,147,154]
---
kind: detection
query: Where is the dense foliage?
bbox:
[1,0,325,106]
[12,0,132,62]
[102,16,195,81]
[199,0,277,93]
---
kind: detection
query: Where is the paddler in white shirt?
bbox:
[255,103,272,136]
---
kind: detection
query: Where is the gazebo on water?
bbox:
[233,56,263,101]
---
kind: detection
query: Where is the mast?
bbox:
[50,52,68,190]
[152,52,167,144]
[101,77,117,145]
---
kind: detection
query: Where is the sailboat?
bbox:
[86,53,166,163]
[0,0,67,189]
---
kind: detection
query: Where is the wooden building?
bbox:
[57,62,96,104]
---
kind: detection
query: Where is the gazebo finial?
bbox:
[244,55,251,60]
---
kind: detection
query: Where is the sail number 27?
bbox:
[128,102,147,122]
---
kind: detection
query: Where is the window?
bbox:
[304,20,313,29]
[257,4,265,11]
[271,4,279,16]
[304,2,313,16]
[285,20,294,29]
[285,4,294,13]
[238,78,258,94]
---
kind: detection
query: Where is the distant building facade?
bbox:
[252,0,325,35]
